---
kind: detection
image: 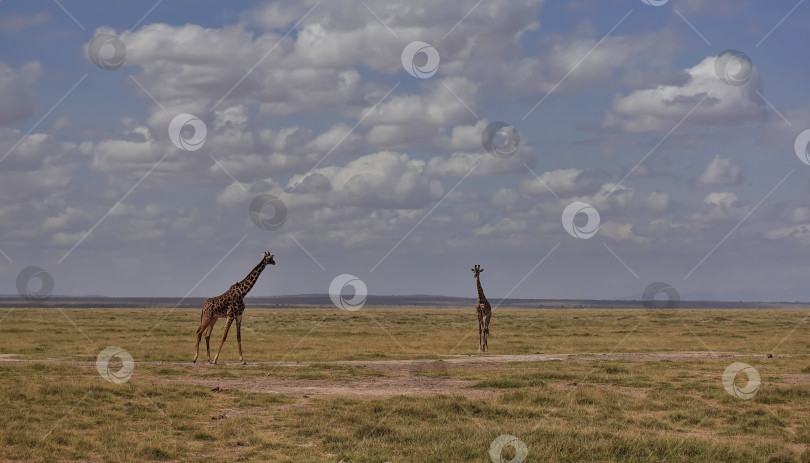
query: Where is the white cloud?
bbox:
[0,61,42,126]
[603,55,765,132]
[766,224,810,246]
[645,191,670,212]
[0,11,51,33]
[364,77,480,150]
[472,218,527,237]
[484,25,680,99]
[288,151,444,209]
[696,154,742,186]
[518,168,600,197]
[599,221,649,245]
[425,146,536,178]
[791,207,810,223]
[704,191,738,208]
[691,191,748,224]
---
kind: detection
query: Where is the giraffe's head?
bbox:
[262,251,276,265]
[471,264,484,278]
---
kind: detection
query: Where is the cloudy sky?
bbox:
[1,0,809,301]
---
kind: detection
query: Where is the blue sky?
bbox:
[1,0,810,301]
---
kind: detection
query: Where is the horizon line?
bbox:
[1,294,809,305]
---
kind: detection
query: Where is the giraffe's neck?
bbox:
[234,260,267,298]
[475,276,486,301]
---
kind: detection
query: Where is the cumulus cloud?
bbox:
[0,12,51,33]
[425,147,536,178]
[518,168,601,197]
[766,224,810,246]
[645,191,670,212]
[599,221,649,245]
[690,192,748,224]
[696,154,742,186]
[0,61,42,126]
[498,26,680,97]
[288,151,444,209]
[603,55,766,132]
[364,77,480,150]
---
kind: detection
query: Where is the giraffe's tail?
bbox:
[196,300,207,333]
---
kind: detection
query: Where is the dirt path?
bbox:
[332,351,771,372]
[0,350,773,369]
[158,375,496,399]
[2,351,796,400]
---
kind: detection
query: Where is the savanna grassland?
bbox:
[0,307,808,462]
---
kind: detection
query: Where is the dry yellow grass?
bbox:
[0,308,808,462]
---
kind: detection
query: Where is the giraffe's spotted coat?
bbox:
[472,264,491,352]
[193,252,275,364]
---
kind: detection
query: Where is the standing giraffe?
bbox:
[472,264,491,352]
[193,251,276,365]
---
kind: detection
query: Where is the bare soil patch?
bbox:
[0,351,789,400]
[156,375,494,399]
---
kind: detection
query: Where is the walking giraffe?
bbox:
[193,251,275,365]
[472,264,491,352]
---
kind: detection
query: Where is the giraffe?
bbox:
[193,251,276,365]
[472,264,491,352]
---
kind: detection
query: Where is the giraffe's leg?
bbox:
[212,317,233,365]
[236,315,244,364]
[478,314,483,353]
[205,318,217,363]
[193,324,203,364]
[193,315,211,363]
[483,315,490,352]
